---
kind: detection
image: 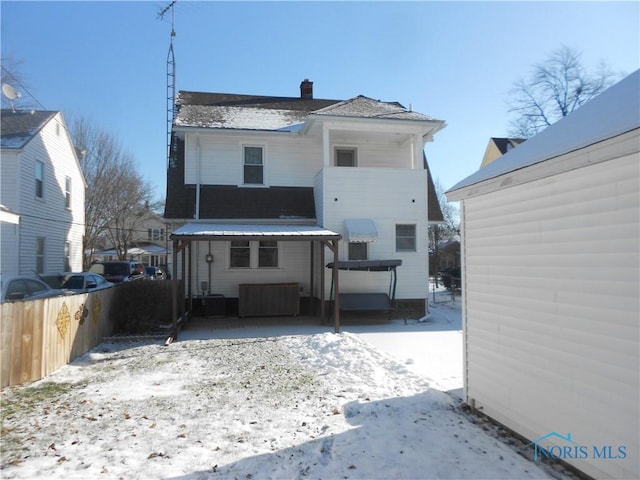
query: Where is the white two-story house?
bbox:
[164,80,445,319]
[1,110,85,275]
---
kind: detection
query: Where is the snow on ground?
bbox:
[1,291,570,479]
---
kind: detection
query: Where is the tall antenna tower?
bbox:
[159,1,177,168]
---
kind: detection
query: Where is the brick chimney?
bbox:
[300,79,313,99]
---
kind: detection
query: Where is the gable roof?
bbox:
[490,137,526,155]
[312,95,440,122]
[448,69,640,198]
[1,110,58,149]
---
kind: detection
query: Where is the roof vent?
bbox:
[300,79,313,99]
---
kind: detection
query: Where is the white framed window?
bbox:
[148,228,165,241]
[348,242,368,261]
[229,241,279,269]
[65,176,72,209]
[258,241,278,268]
[396,224,417,252]
[36,237,45,273]
[35,161,44,198]
[64,242,71,271]
[230,240,251,268]
[335,147,357,167]
[243,145,264,185]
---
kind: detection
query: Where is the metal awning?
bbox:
[344,219,378,243]
[170,223,341,241]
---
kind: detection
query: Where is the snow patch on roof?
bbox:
[172,223,340,238]
[448,70,640,194]
[175,105,307,130]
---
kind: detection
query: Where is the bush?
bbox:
[110,281,174,335]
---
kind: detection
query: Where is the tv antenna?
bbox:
[159,1,177,168]
[2,83,22,112]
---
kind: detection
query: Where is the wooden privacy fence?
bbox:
[0,281,172,387]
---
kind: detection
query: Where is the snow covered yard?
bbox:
[1,295,573,480]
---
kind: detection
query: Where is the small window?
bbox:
[243,146,264,184]
[348,242,368,261]
[36,237,45,273]
[35,161,44,198]
[65,176,72,208]
[258,241,278,268]
[230,240,250,268]
[64,242,71,271]
[396,224,416,252]
[335,148,356,167]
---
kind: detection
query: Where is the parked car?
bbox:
[145,266,167,280]
[0,274,67,302]
[61,272,114,293]
[88,261,148,283]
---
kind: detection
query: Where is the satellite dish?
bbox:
[2,83,22,112]
[2,83,21,100]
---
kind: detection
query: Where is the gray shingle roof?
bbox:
[174,91,442,130]
[312,95,440,122]
[1,110,57,149]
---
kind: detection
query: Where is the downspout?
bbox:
[195,133,201,220]
[459,201,468,404]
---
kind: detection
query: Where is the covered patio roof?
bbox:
[171,223,341,241]
[169,223,343,339]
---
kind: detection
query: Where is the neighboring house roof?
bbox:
[0,110,58,149]
[491,137,526,155]
[448,69,640,197]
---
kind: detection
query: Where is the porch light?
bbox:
[205,253,213,263]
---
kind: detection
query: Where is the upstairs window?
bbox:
[148,228,165,241]
[335,148,357,167]
[243,146,264,184]
[65,176,72,208]
[35,161,44,198]
[396,224,417,252]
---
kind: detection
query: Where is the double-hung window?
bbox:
[258,241,278,268]
[243,146,264,185]
[396,224,417,252]
[65,176,72,209]
[36,237,45,273]
[35,161,44,198]
[230,241,251,268]
[229,241,279,268]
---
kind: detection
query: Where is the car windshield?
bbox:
[62,276,84,289]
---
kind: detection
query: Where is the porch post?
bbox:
[332,239,340,333]
[171,238,179,339]
[309,241,315,317]
[320,241,325,321]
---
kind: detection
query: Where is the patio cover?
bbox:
[169,223,343,337]
[171,223,341,241]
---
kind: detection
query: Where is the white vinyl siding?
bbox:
[319,167,429,299]
[462,152,639,480]
[2,112,85,274]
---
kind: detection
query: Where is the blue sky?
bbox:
[2,1,638,202]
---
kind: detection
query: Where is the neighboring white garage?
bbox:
[447,70,639,480]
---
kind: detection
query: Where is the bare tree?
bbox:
[429,179,459,286]
[70,116,154,267]
[508,46,616,138]
[1,56,38,111]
